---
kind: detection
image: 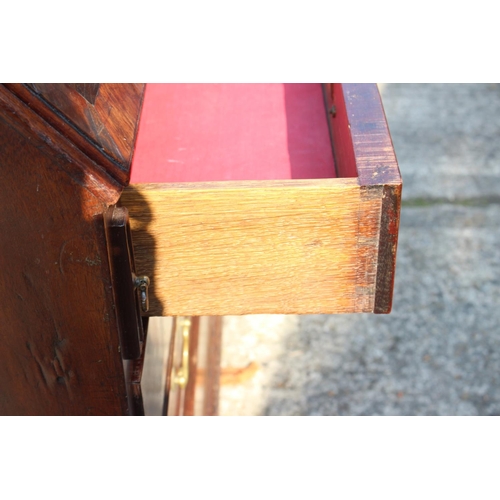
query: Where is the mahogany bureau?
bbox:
[0,83,401,415]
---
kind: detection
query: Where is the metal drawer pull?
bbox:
[173,317,191,389]
[133,275,150,313]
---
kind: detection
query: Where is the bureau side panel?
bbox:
[0,99,128,414]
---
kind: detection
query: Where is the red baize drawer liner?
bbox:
[130,83,336,183]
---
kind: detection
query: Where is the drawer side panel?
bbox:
[122,179,381,315]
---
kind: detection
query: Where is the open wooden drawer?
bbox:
[121,83,402,317]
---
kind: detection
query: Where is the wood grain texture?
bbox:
[67,83,101,104]
[5,83,145,186]
[373,183,401,313]
[122,178,381,316]
[0,85,124,203]
[0,86,129,415]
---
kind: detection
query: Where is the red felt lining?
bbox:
[130,84,337,183]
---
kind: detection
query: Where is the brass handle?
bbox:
[173,317,191,389]
[133,275,150,313]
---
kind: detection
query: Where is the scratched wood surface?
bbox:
[5,83,145,186]
[122,178,382,316]
[0,86,129,415]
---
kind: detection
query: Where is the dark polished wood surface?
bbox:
[4,83,144,187]
[326,83,402,312]
[0,86,129,415]
[338,84,402,313]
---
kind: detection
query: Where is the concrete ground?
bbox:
[219,84,500,416]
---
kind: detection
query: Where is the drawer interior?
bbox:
[129,84,338,183]
[121,83,399,317]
